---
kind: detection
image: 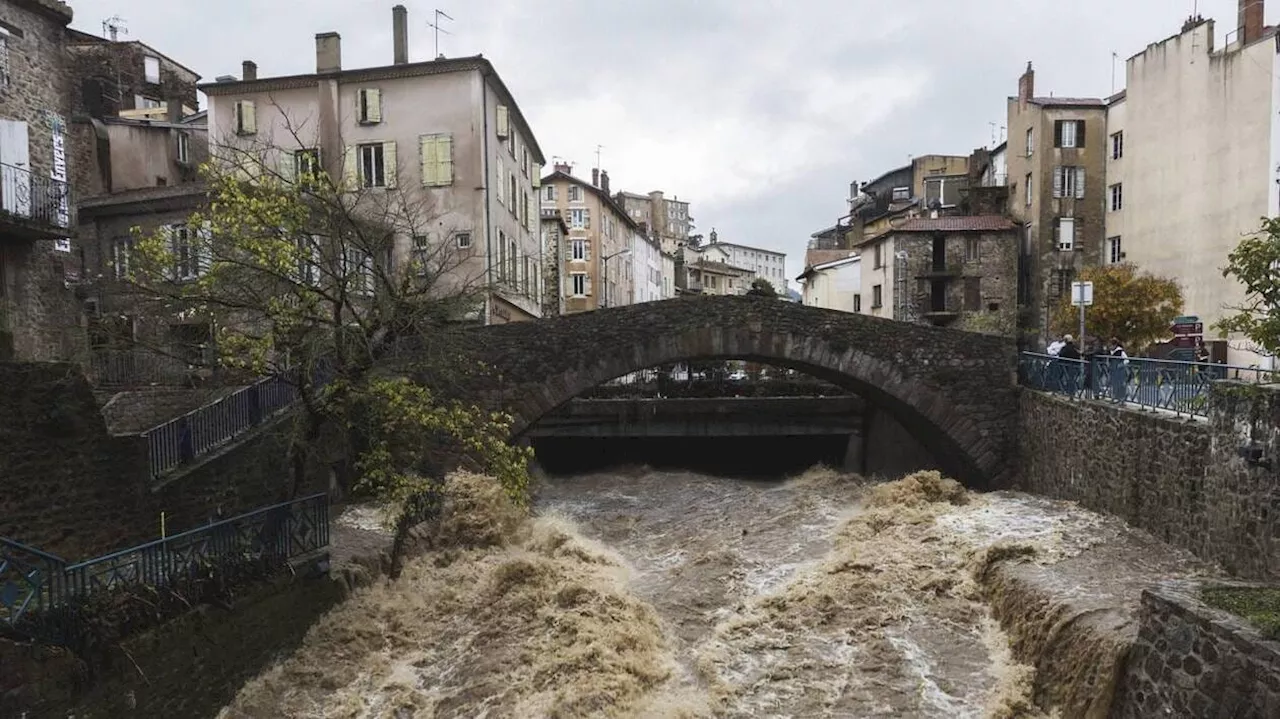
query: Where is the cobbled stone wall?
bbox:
[1017,383,1280,581]
[0,362,322,559]
[1114,581,1280,719]
[424,295,1019,488]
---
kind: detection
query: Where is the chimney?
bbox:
[1017,61,1035,105]
[591,167,600,187]
[392,5,409,65]
[242,60,257,81]
[1240,0,1265,45]
[600,170,610,195]
[316,32,342,74]
[554,162,572,175]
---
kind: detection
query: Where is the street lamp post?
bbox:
[601,247,632,308]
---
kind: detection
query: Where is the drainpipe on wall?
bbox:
[480,71,494,325]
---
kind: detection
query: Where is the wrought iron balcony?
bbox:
[0,162,73,240]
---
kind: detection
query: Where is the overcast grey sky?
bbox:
[68,0,1265,290]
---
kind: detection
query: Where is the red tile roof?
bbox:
[888,216,1017,233]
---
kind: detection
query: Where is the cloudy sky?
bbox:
[69,0,1264,290]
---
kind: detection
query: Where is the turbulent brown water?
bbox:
[221,467,1215,718]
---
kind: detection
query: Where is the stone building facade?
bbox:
[64,30,200,124]
[856,216,1018,335]
[540,208,567,316]
[0,0,81,362]
[540,164,639,312]
[1005,63,1108,350]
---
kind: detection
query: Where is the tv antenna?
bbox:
[427,9,453,59]
[594,144,603,171]
[102,15,128,42]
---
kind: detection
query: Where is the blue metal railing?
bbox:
[1,493,328,635]
[1018,352,1276,418]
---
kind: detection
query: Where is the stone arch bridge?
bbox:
[405,295,1018,489]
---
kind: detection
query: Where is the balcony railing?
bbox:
[1018,352,1276,418]
[0,162,72,230]
[1,493,329,645]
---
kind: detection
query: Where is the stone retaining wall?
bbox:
[1114,581,1280,718]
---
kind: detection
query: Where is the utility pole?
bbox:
[428,9,453,59]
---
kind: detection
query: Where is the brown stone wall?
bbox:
[1017,382,1280,581]
[1114,581,1280,719]
[0,362,323,559]
[898,231,1019,335]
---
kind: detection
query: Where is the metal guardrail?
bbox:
[90,349,201,387]
[1018,352,1276,418]
[0,161,71,228]
[142,371,301,480]
[1,493,328,637]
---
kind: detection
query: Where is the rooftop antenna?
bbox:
[102,15,127,42]
[428,9,453,60]
[989,122,997,146]
[594,144,603,172]
[1111,52,1119,93]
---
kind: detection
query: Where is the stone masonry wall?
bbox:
[1017,382,1280,581]
[1113,581,1280,718]
[0,362,322,559]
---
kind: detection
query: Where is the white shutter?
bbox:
[164,225,178,280]
[584,273,593,297]
[496,104,510,139]
[1052,167,1062,198]
[420,135,435,186]
[363,88,382,123]
[280,150,295,184]
[343,146,358,190]
[241,101,256,134]
[383,141,397,189]
[496,160,505,206]
[1074,167,1086,199]
[584,208,591,229]
[197,221,212,276]
[532,164,542,189]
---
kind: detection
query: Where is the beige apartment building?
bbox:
[616,189,692,255]
[540,164,638,312]
[198,6,546,325]
[1106,3,1278,365]
[1005,63,1108,348]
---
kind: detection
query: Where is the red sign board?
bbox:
[1171,322,1203,336]
[1171,335,1203,348]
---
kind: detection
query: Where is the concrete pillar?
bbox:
[842,431,865,474]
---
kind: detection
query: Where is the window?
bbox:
[1053,166,1086,199]
[890,186,911,202]
[1054,119,1085,148]
[509,174,518,217]
[964,277,981,311]
[872,284,883,308]
[357,88,382,124]
[544,185,556,202]
[455,232,472,250]
[571,273,587,296]
[1025,173,1033,206]
[1111,131,1124,160]
[344,248,374,295]
[1055,217,1076,252]
[1110,183,1123,211]
[112,237,134,279]
[521,147,529,176]
[497,231,507,281]
[873,242,883,269]
[171,224,201,280]
[1108,236,1123,264]
[966,237,980,262]
[420,134,453,186]
[0,29,10,90]
[234,100,256,135]
[140,97,162,109]
[572,239,586,260]
[144,56,160,84]
[358,143,385,187]
[522,256,530,294]
[293,148,321,187]
[1025,127,1034,156]
[569,185,583,202]
[296,235,320,285]
[176,132,191,163]
[925,177,965,208]
[508,239,517,283]
[496,104,510,139]
[570,208,589,229]
[853,294,862,312]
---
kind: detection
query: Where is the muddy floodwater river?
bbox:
[221,467,1215,718]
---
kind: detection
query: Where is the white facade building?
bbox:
[629,230,666,304]
[697,237,787,292]
[798,255,862,313]
[1104,5,1280,365]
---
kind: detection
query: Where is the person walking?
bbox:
[1058,335,1082,394]
[1108,337,1129,403]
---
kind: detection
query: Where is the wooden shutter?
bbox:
[163,225,178,281]
[383,141,397,189]
[584,208,591,229]
[1074,167,1086,199]
[584,273,593,297]
[243,100,256,134]
[280,150,295,184]
[964,277,981,311]
[197,221,212,276]
[496,104,510,139]
[435,135,453,186]
[343,146,358,190]
[532,164,542,188]
[1052,167,1062,198]
[419,135,434,186]
[361,88,382,123]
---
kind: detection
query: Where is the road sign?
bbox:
[1172,335,1204,349]
[1173,315,1200,324]
[1071,281,1094,306]
[1171,322,1204,336]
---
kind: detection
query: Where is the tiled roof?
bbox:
[78,183,208,209]
[689,260,754,275]
[1029,96,1106,108]
[887,216,1017,233]
[804,249,856,269]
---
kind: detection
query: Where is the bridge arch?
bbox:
[448,296,1018,489]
